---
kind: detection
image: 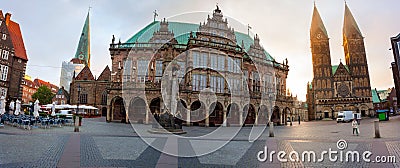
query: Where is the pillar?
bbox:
[223,109,227,127]
[205,106,209,127]
[239,110,243,126]
[186,109,191,126]
[145,108,149,124]
[255,110,258,126]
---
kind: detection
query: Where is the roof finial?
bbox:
[247,24,252,36]
[314,0,316,7]
[344,0,347,4]
[153,10,158,22]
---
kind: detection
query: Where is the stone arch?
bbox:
[190,100,205,126]
[359,104,369,117]
[209,102,224,126]
[271,106,280,125]
[101,107,107,116]
[110,96,126,123]
[227,103,239,125]
[149,97,161,114]
[258,105,268,125]
[177,99,187,124]
[243,104,256,125]
[129,97,146,124]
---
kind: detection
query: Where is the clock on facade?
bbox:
[317,33,322,39]
[338,83,350,97]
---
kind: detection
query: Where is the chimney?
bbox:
[5,12,11,26]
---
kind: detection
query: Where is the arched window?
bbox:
[101,91,107,105]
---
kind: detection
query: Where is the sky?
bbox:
[2,0,399,101]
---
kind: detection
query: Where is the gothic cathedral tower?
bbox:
[310,5,333,100]
[342,3,372,98]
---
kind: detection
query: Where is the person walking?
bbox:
[352,119,359,136]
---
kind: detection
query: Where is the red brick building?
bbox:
[70,66,111,116]
[33,78,59,94]
[21,76,38,104]
[0,10,28,102]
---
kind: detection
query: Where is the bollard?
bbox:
[74,117,79,132]
[269,121,274,137]
[374,120,380,138]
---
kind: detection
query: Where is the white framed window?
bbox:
[155,60,163,83]
[0,65,7,81]
[1,50,9,60]
[137,60,149,83]
[1,88,6,96]
[192,74,206,91]
[2,34,6,40]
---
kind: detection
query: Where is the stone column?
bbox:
[280,109,283,125]
[186,109,191,126]
[223,109,227,127]
[205,106,209,127]
[255,110,259,126]
[239,110,243,126]
[145,108,149,124]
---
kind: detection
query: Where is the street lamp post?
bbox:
[74,84,81,132]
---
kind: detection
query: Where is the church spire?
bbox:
[343,3,362,39]
[74,11,91,68]
[310,4,328,38]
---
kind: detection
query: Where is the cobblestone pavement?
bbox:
[0,116,398,167]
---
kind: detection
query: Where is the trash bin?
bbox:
[378,113,386,121]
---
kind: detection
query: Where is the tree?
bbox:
[32,86,54,105]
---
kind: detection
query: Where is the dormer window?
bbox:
[2,34,6,40]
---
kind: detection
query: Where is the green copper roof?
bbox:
[372,89,380,103]
[74,12,91,67]
[125,21,274,61]
[332,64,349,75]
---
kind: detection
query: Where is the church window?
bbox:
[79,93,88,104]
[2,34,6,40]
[101,91,107,105]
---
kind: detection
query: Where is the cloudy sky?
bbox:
[2,0,399,101]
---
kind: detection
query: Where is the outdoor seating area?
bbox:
[0,113,74,130]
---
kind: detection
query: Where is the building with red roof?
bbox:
[0,10,28,102]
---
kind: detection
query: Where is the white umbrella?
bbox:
[9,100,15,115]
[33,99,40,118]
[51,102,56,117]
[0,96,4,115]
[14,99,21,115]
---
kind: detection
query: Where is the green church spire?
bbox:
[74,11,90,67]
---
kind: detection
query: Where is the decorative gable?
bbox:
[75,66,94,81]
[332,63,351,81]
[97,66,111,81]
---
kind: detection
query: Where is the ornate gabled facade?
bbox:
[307,3,373,120]
[0,10,28,103]
[107,7,298,126]
[70,66,110,116]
